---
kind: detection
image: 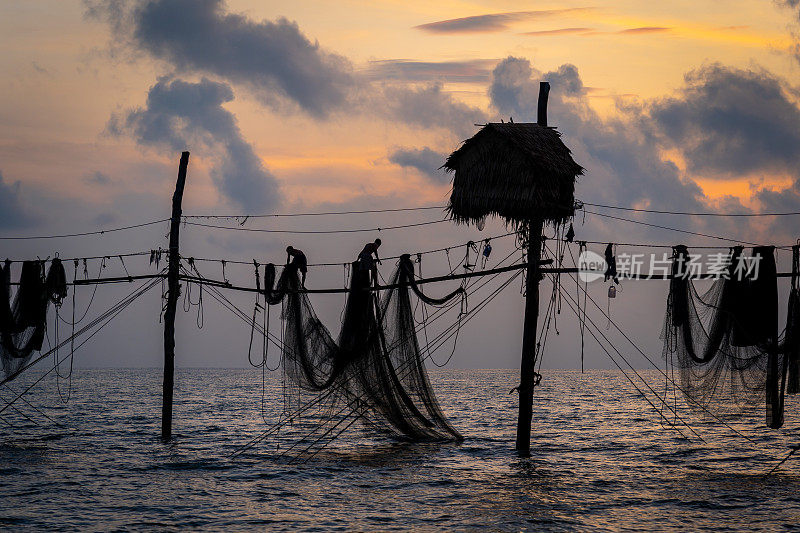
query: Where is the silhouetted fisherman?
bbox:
[358,238,382,285]
[286,246,308,287]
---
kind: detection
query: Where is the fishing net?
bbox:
[0,259,67,379]
[662,245,793,428]
[262,254,463,441]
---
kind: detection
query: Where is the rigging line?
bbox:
[276,395,365,462]
[0,390,43,427]
[556,283,705,442]
[299,412,364,465]
[0,276,162,388]
[556,284,698,442]
[763,445,800,476]
[425,271,522,357]
[58,259,105,326]
[561,262,758,445]
[567,239,800,250]
[4,251,153,265]
[181,218,449,234]
[179,264,285,349]
[0,219,169,241]
[185,231,520,268]
[183,205,447,218]
[0,278,160,416]
[0,384,66,428]
[584,209,771,248]
[582,202,800,217]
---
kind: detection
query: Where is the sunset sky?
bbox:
[1,0,799,369]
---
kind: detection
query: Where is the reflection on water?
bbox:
[2,369,800,530]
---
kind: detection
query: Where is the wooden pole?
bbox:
[162,151,189,441]
[515,220,543,456]
[516,80,550,456]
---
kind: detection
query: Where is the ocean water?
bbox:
[2,368,800,531]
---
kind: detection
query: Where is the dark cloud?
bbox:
[92,212,119,226]
[617,26,671,34]
[646,64,800,178]
[774,0,800,63]
[415,9,592,34]
[366,59,496,84]
[84,171,112,185]
[0,171,35,229]
[86,0,355,117]
[388,147,449,182]
[523,26,671,37]
[489,57,706,216]
[523,27,593,36]
[110,76,280,211]
[381,83,489,139]
[489,56,800,244]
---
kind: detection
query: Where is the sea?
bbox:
[2,368,800,531]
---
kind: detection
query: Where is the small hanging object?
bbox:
[463,241,477,271]
[46,257,68,307]
[150,250,156,265]
[608,285,617,298]
[253,260,261,293]
[155,248,163,269]
[481,239,492,269]
[565,223,575,243]
[604,243,619,284]
[221,260,229,285]
[476,216,486,231]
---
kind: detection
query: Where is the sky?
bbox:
[1,0,800,370]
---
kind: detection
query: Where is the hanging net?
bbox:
[662,245,796,428]
[1,259,68,379]
[262,254,464,441]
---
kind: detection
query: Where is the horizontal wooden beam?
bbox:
[179,259,555,295]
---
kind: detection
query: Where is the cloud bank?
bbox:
[87,0,355,117]
[415,9,592,34]
[388,147,449,182]
[108,77,280,211]
[0,171,35,229]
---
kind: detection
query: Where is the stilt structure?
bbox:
[443,82,583,456]
[162,151,189,441]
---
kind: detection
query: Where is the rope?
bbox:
[585,210,778,248]
[0,275,162,388]
[183,205,446,218]
[182,218,448,234]
[0,219,168,240]
[560,254,760,445]
[583,202,800,217]
[0,278,161,414]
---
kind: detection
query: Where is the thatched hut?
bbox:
[443,122,583,226]
[441,82,584,457]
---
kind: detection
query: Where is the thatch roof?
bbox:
[443,122,583,226]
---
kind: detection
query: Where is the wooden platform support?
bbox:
[162,151,189,441]
[515,82,550,457]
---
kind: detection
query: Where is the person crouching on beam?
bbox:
[358,238,382,286]
[286,246,308,288]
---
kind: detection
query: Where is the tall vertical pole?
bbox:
[162,151,189,441]
[515,220,543,456]
[515,81,550,456]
